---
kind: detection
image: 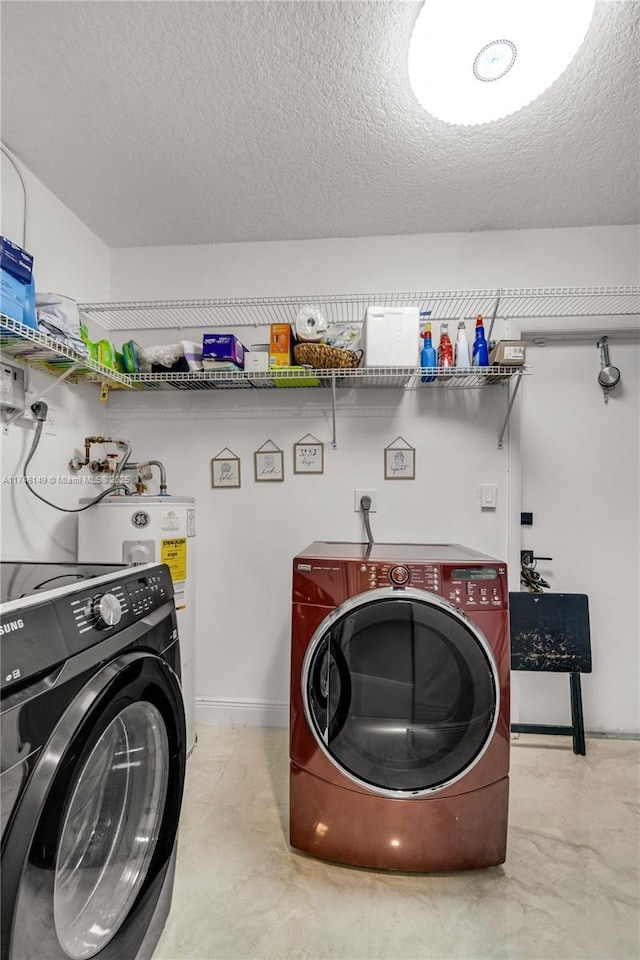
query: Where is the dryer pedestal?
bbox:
[290,763,509,871]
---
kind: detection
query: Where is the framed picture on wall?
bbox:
[293,434,324,474]
[254,440,284,482]
[211,448,241,488]
[384,437,415,480]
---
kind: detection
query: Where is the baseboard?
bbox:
[195,696,289,728]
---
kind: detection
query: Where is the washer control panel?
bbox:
[56,565,174,655]
[126,570,168,616]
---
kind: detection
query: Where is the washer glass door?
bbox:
[54,701,169,959]
[304,591,498,795]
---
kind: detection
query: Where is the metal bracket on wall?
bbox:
[485,292,501,343]
[497,371,524,449]
[331,373,337,449]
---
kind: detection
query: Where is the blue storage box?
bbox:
[0,269,37,330]
[0,236,34,284]
[202,333,247,370]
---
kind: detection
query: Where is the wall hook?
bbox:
[597,336,621,404]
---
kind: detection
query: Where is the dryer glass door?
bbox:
[304,592,498,795]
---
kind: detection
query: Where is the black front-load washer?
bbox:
[0,561,186,960]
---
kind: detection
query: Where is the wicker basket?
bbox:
[293,343,362,370]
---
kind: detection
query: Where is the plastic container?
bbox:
[437,322,454,371]
[97,339,116,369]
[121,340,141,373]
[420,323,437,382]
[472,315,489,367]
[454,320,471,368]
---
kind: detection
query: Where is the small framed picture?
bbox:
[294,434,324,475]
[384,438,415,480]
[254,441,284,482]
[211,448,241,489]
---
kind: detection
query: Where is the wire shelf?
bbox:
[125,365,528,392]
[1,315,528,393]
[79,285,640,331]
[0,315,133,388]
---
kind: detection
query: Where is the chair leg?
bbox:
[569,672,586,755]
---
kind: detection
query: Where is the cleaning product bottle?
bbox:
[420,323,437,382]
[455,319,470,368]
[472,315,489,367]
[437,321,454,372]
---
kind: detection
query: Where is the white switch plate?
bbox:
[480,483,497,509]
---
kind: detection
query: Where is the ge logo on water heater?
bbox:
[131,511,151,528]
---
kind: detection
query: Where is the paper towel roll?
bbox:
[295,305,328,342]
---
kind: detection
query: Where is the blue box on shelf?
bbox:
[0,236,34,284]
[1,269,37,330]
[202,333,247,369]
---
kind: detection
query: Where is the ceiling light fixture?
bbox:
[408,0,597,125]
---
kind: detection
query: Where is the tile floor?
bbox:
[154,726,639,960]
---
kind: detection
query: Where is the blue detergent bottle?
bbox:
[472,315,489,367]
[420,322,437,382]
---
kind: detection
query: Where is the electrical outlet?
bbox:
[1,362,26,413]
[354,489,378,512]
[44,408,57,436]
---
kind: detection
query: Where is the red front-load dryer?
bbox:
[290,542,510,872]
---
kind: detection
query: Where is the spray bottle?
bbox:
[472,315,489,367]
[420,323,437,382]
[454,319,470,368]
[437,322,454,372]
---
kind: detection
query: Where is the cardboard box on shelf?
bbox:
[363,307,420,367]
[0,237,34,284]
[245,352,270,372]
[269,323,291,367]
[489,340,526,365]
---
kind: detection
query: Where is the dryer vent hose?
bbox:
[360,495,374,545]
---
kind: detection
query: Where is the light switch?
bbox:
[480,483,497,509]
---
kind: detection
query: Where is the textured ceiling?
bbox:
[1,1,639,248]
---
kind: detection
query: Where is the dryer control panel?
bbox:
[441,565,507,611]
[358,562,440,593]
[355,562,507,611]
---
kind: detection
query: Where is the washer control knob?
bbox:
[92,593,122,629]
[389,565,410,586]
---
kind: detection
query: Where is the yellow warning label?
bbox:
[161,538,187,582]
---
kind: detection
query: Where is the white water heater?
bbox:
[78,495,196,754]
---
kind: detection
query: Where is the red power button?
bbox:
[389,565,410,586]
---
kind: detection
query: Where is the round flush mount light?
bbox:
[408,0,597,125]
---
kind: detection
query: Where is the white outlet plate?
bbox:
[354,488,378,512]
[44,408,57,436]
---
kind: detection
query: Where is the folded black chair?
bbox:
[509,592,592,755]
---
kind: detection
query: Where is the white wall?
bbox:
[516,339,640,735]
[1,151,111,560]
[109,225,639,300]
[105,225,640,733]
